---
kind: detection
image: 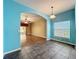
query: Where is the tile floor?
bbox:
[19,41,76,59]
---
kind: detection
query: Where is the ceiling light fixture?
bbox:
[50,0,56,19]
[21,16,31,24]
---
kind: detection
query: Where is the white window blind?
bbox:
[54,21,70,38]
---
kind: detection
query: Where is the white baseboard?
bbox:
[4,48,21,55]
[50,38,75,45]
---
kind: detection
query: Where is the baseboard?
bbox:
[50,38,76,46]
[4,48,21,55]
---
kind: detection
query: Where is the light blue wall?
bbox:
[51,9,76,44]
[4,0,34,52]
[4,0,52,52]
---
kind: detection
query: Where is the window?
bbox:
[54,21,70,38]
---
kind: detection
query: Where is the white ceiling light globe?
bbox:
[50,14,56,19]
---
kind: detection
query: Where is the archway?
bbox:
[20,13,47,47]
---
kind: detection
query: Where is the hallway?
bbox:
[4,35,76,59]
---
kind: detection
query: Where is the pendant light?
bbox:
[49,0,56,19]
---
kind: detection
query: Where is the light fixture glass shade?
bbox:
[50,14,56,19]
[24,21,28,24]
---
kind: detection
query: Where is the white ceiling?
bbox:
[16,0,75,15]
[21,13,45,22]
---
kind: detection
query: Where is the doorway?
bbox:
[20,13,47,47]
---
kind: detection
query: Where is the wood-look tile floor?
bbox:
[19,35,76,59]
[21,35,46,47]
